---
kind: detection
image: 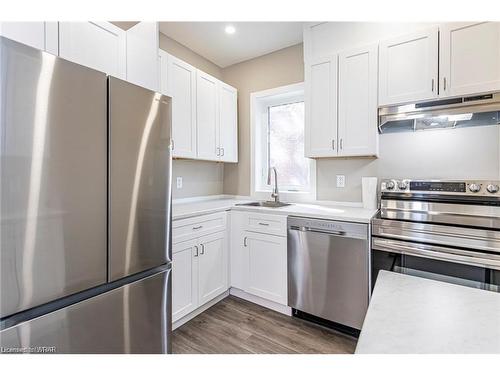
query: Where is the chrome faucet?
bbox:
[267,167,279,203]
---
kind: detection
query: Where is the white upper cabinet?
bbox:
[218,82,238,163]
[440,22,500,97]
[379,27,439,105]
[196,70,219,161]
[158,50,170,96]
[125,22,159,92]
[0,22,58,54]
[338,44,379,157]
[59,22,126,79]
[168,55,197,158]
[304,55,338,157]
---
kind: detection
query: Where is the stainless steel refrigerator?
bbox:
[0,37,172,354]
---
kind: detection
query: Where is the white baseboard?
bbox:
[229,288,292,316]
[172,290,229,330]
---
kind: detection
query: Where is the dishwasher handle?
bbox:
[289,225,346,237]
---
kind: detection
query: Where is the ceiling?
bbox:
[159,22,304,68]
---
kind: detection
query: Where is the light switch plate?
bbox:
[336,175,345,188]
[176,177,183,189]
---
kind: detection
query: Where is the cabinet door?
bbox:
[219,82,238,163]
[229,212,246,290]
[440,22,500,97]
[59,22,126,79]
[158,50,170,96]
[0,22,57,53]
[379,27,438,105]
[168,56,197,158]
[245,232,287,305]
[198,231,227,305]
[196,70,220,161]
[305,55,338,157]
[338,44,378,157]
[126,22,159,91]
[172,240,199,322]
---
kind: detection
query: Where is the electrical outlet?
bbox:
[336,175,346,188]
[176,177,183,189]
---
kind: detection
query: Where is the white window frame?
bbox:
[250,82,316,202]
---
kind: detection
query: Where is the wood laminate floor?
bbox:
[172,296,357,354]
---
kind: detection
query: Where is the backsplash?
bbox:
[316,125,500,202]
[172,160,224,199]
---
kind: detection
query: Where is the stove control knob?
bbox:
[486,184,499,194]
[385,181,395,190]
[469,183,481,193]
[398,181,408,190]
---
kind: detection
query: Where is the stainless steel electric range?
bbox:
[371,179,500,292]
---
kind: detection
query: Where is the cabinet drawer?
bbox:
[244,212,287,237]
[173,212,227,244]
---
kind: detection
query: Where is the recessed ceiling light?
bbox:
[224,25,236,35]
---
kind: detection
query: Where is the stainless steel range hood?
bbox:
[378,93,500,133]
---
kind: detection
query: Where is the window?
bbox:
[251,83,315,201]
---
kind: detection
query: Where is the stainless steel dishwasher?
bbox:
[287,216,370,331]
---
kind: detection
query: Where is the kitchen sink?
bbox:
[236,201,292,208]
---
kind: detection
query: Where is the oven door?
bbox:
[371,237,500,292]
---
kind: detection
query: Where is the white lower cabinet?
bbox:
[230,211,288,306]
[172,213,228,324]
[198,232,227,305]
[245,232,287,305]
[172,239,199,322]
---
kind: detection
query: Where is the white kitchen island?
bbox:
[356,271,500,354]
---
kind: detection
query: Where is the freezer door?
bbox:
[0,267,171,354]
[108,77,172,281]
[0,37,107,318]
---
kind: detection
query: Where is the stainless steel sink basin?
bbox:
[236,201,292,208]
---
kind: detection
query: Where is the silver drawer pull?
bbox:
[192,225,203,230]
[290,225,346,236]
[258,222,270,226]
[373,238,500,270]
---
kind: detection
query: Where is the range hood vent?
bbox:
[379,93,500,134]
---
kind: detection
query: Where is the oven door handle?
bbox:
[372,238,500,271]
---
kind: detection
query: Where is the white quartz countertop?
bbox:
[355,271,500,354]
[172,196,377,223]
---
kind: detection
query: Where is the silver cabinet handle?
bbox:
[192,225,203,230]
[221,147,225,157]
[194,245,199,257]
[443,77,447,91]
[258,222,269,226]
[290,225,346,236]
[332,139,335,150]
[372,238,500,270]
[216,147,220,156]
[200,243,205,255]
[340,139,343,150]
[243,237,247,247]
[431,78,435,92]
[171,139,175,150]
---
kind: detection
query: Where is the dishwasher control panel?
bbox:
[287,216,368,240]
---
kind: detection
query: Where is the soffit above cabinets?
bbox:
[159,22,304,68]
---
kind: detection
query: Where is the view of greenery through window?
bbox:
[268,101,309,190]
